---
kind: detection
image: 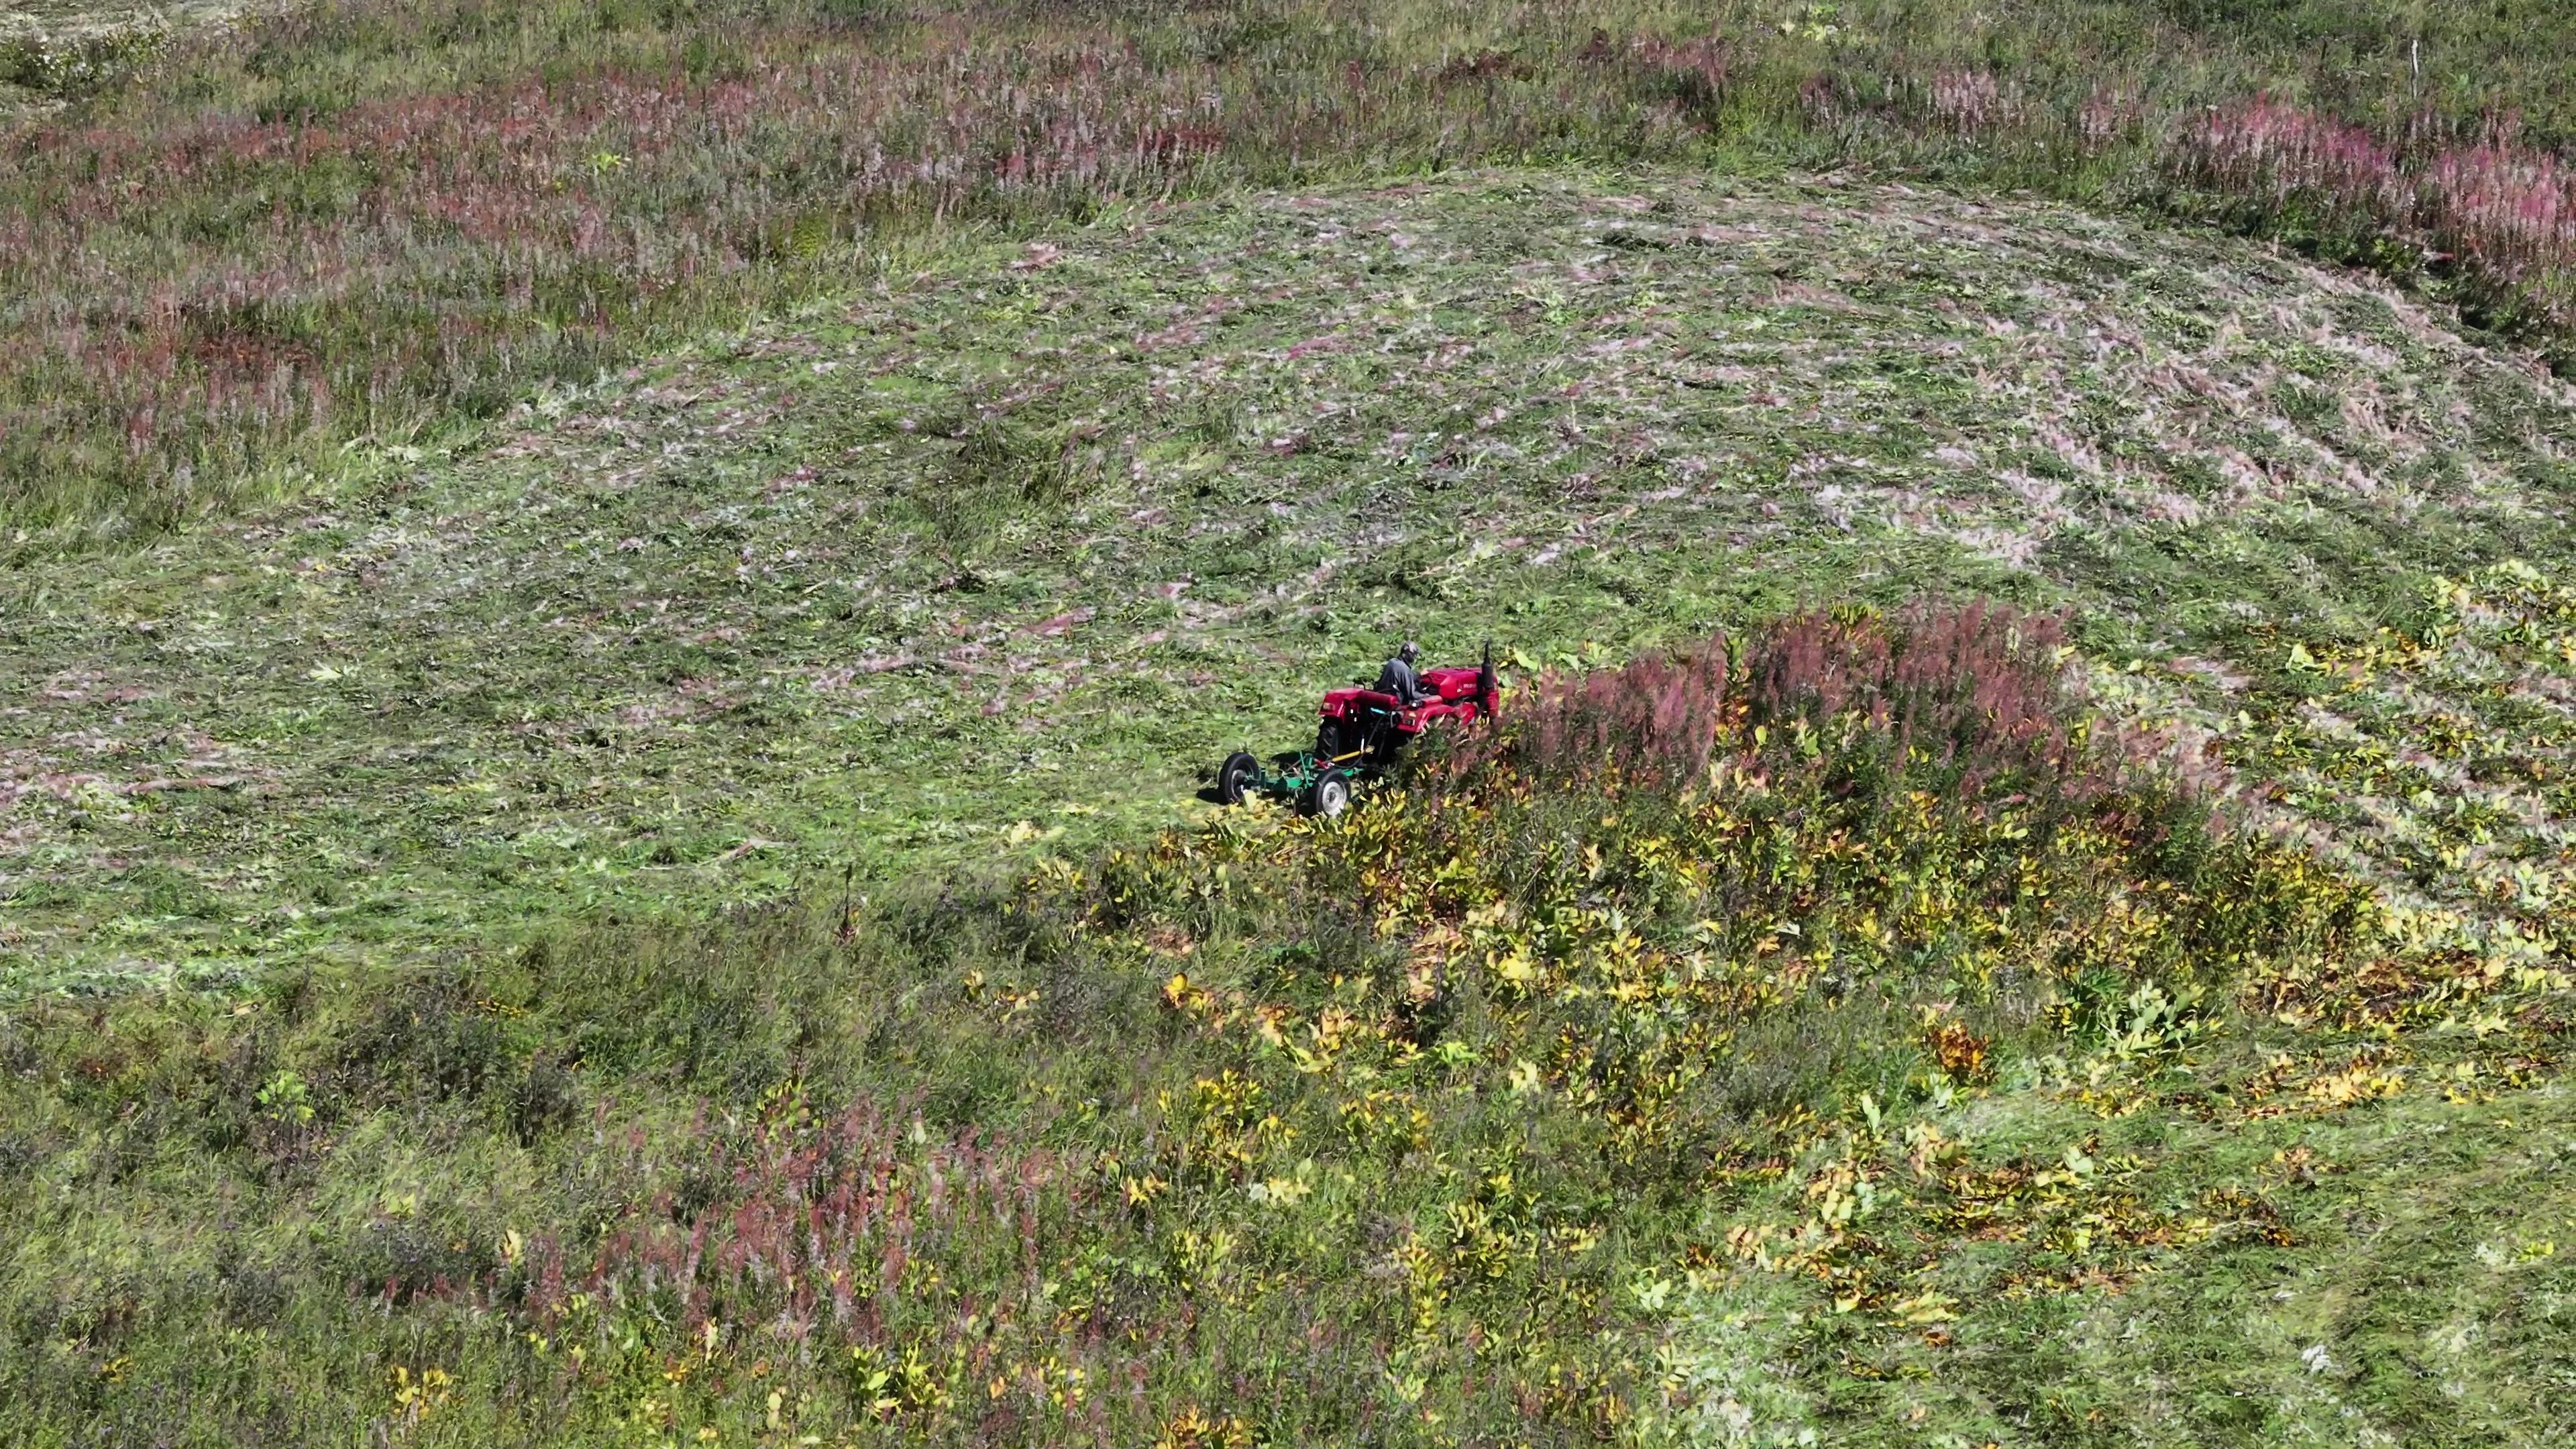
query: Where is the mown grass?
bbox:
[8,168,2571,992]
[4,0,2576,533]
[4,5,2576,1443]
[7,605,2565,1445]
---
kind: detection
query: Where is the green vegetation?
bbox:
[5,1,2576,1444]
[4,0,2575,533]
[8,170,2572,991]
[9,606,2569,1444]
[3,166,2573,1442]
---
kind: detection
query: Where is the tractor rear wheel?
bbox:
[1217,751,1259,806]
[1316,720,1346,760]
[1304,767,1352,820]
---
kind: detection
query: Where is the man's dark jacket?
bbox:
[1374,657,1427,706]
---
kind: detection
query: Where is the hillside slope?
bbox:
[3,166,2575,1446]
[5,168,2573,991]
[4,607,2570,1446]
[9,0,2575,531]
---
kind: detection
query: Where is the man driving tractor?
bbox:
[1214,639,1499,817]
[1374,640,1429,708]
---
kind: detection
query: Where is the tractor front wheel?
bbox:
[1303,766,1352,819]
[1217,751,1259,806]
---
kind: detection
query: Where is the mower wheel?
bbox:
[1216,751,1259,806]
[1304,766,1352,820]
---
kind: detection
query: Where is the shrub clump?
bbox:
[1459,602,2106,804]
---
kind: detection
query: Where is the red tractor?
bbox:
[1216,643,1501,817]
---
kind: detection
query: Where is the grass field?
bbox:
[8,166,2572,991]
[4,162,2574,1444]
[3,0,2574,533]
[5,1,2576,1444]
[5,601,2571,1445]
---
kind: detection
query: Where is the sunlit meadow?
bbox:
[11,606,2564,1444]
[5,0,2576,532]
[3,2,2575,1444]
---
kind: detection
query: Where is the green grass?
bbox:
[5,170,2570,1444]
[4,0,2575,531]
[4,606,2569,1444]
[5,3,2576,1442]
[6,166,2571,991]
[1654,1038,2576,1446]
